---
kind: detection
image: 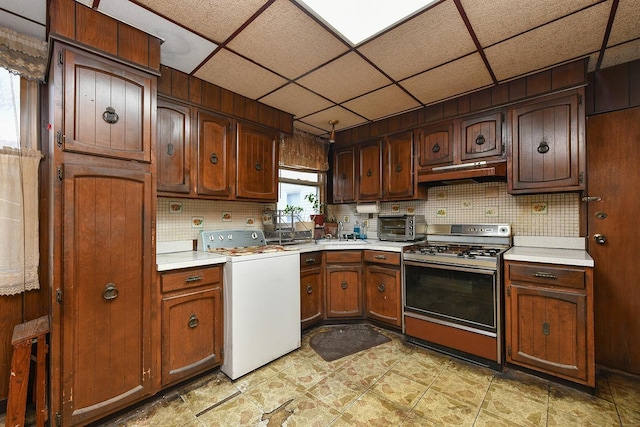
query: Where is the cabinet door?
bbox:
[236,122,278,201]
[332,147,356,203]
[365,265,401,327]
[384,131,415,200]
[461,111,504,161]
[358,141,382,201]
[509,91,583,193]
[326,266,362,317]
[198,111,233,198]
[415,122,453,168]
[300,267,324,329]
[61,163,153,425]
[506,284,589,382]
[161,288,223,386]
[62,46,152,162]
[157,99,191,194]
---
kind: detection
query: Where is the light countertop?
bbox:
[294,239,413,253]
[156,250,227,272]
[504,236,594,267]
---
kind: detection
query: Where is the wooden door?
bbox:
[236,122,278,201]
[157,99,191,194]
[62,46,152,162]
[384,131,415,200]
[62,163,152,425]
[198,111,232,198]
[332,147,356,203]
[365,265,401,326]
[358,141,382,201]
[509,90,584,193]
[587,106,640,374]
[460,111,504,161]
[415,122,453,169]
[326,266,362,317]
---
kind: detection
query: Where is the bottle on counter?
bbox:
[354,220,360,239]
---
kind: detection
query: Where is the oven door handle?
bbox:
[403,260,496,275]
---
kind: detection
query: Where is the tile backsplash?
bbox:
[157,182,580,242]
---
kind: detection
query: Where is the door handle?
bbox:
[593,234,607,245]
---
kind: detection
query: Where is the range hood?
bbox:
[418,161,507,186]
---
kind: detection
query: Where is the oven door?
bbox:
[404,261,498,333]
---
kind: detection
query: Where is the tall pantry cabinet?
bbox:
[44,42,156,426]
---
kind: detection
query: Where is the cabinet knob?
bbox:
[475,134,485,145]
[432,143,440,153]
[167,143,175,156]
[366,169,372,177]
[210,153,219,164]
[593,234,607,245]
[102,283,119,301]
[377,283,386,292]
[395,164,402,173]
[542,322,550,336]
[306,284,313,294]
[188,313,199,328]
[255,162,262,171]
[102,106,119,124]
[537,141,550,154]
[341,280,348,290]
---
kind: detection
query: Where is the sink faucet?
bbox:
[337,221,344,241]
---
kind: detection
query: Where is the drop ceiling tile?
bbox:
[608,0,640,46]
[342,85,420,121]
[460,0,602,47]
[297,52,391,103]
[135,0,268,44]
[601,39,640,70]
[358,1,476,81]
[227,0,349,79]
[0,11,45,40]
[194,49,288,100]
[485,2,610,81]
[293,121,330,137]
[259,83,334,118]
[92,0,217,74]
[300,106,367,134]
[401,54,493,105]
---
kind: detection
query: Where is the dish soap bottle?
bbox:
[353,220,360,239]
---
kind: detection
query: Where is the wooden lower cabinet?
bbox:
[325,251,363,318]
[300,252,324,329]
[504,261,594,387]
[364,250,401,327]
[159,266,223,387]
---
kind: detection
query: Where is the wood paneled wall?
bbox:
[586,59,640,115]
[336,59,588,144]
[158,65,293,134]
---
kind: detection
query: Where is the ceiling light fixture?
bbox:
[328,119,339,143]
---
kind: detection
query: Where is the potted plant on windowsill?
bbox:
[304,193,324,226]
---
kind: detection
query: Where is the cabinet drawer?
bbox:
[325,250,361,264]
[161,266,222,293]
[508,262,585,289]
[364,250,400,266]
[300,252,323,268]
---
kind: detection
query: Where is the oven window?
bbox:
[405,264,496,331]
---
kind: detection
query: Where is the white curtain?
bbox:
[0,147,41,295]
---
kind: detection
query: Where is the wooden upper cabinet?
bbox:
[358,140,383,201]
[157,99,191,194]
[460,111,504,162]
[384,131,415,200]
[333,146,356,204]
[236,122,278,201]
[508,89,584,194]
[61,45,153,162]
[415,121,454,169]
[198,111,233,198]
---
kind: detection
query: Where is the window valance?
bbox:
[279,128,330,172]
[0,26,48,81]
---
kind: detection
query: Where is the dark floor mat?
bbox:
[309,324,391,362]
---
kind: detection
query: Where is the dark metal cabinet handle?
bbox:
[102,107,119,124]
[188,314,199,328]
[366,169,372,177]
[255,162,262,171]
[475,134,485,145]
[377,283,386,292]
[341,173,346,179]
[593,234,607,244]
[395,165,402,173]
[537,141,550,154]
[532,272,557,280]
[306,284,313,294]
[185,275,203,283]
[341,281,348,290]
[210,153,218,164]
[305,258,316,264]
[374,255,387,260]
[432,143,440,153]
[167,143,174,156]
[542,322,550,336]
[103,283,119,301]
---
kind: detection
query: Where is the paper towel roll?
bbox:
[356,202,380,214]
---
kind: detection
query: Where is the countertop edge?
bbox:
[504,247,594,267]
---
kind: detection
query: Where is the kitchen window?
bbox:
[277,168,325,221]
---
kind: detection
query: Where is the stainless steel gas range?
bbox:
[402,224,512,370]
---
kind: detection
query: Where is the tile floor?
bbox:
[4,325,640,426]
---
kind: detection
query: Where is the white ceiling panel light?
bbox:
[296,0,438,46]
